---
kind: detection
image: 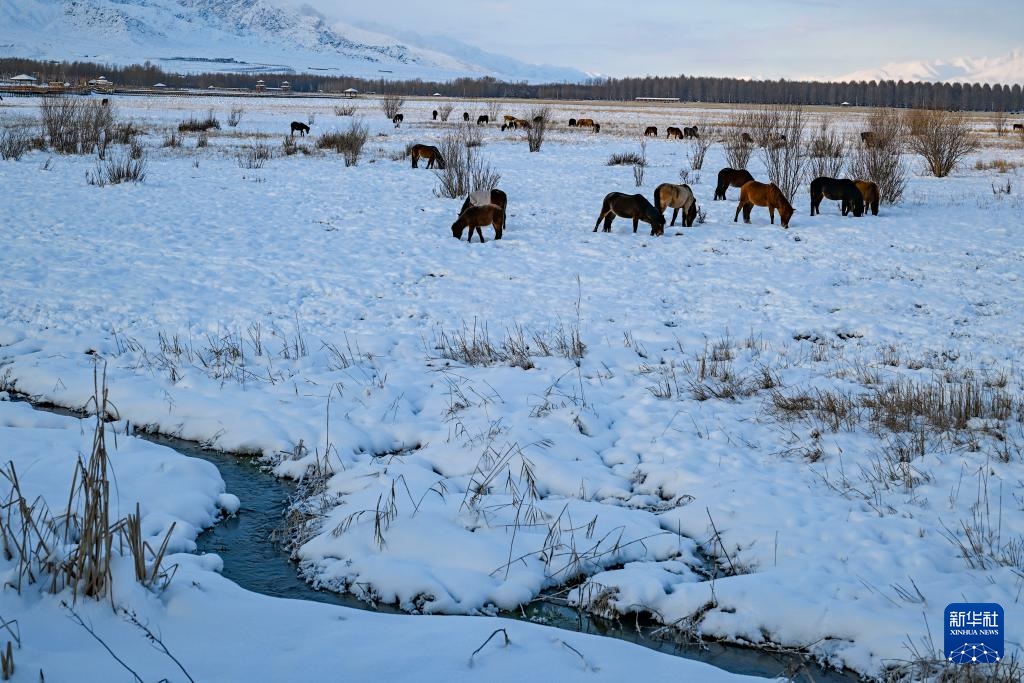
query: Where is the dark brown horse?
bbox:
[1013,123,1024,131]
[666,126,683,139]
[392,114,404,127]
[809,177,864,217]
[576,118,595,130]
[290,121,310,137]
[654,183,698,227]
[410,144,446,169]
[568,118,578,127]
[593,123,600,133]
[459,188,508,218]
[860,131,875,146]
[741,132,754,144]
[734,181,794,228]
[452,204,505,242]
[714,167,755,200]
[463,112,470,122]
[594,193,666,236]
[683,126,699,138]
[477,115,489,125]
[854,180,879,216]
[432,110,438,120]
[644,126,658,137]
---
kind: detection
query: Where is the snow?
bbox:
[2,93,1024,680]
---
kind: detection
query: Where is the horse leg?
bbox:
[475,226,484,242]
[604,215,614,232]
[734,202,742,223]
[769,206,775,224]
[411,155,418,169]
[494,215,504,240]
[632,217,639,233]
[594,211,607,232]
[743,203,752,223]
[670,208,679,226]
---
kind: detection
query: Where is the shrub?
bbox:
[848,108,907,204]
[162,131,181,148]
[196,131,208,148]
[39,97,114,155]
[0,128,32,160]
[380,94,404,119]
[724,130,753,169]
[526,107,549,153]
[227,107,244,127]
[806,117,846,179]
[178,110,220,132]
[433,132,501,199]
[87,149,147,185]
[334,105,356,116]
[758,105,806,202]
[906,109,980,178]
[237,143,272,169]
[686,127,715,170]
[317,119,368,166]
[437,103,454,122]
[608,151,645,166]
[282,135,298,155]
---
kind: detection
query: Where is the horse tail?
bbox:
[653,186,663,214]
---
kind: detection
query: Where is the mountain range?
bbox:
[0,0,591,83]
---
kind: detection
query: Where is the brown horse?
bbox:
[410,144,446,169]
[734,181,794,228]
[666,126,683,139]
[653,183,698,227]
[854,180,880,216]
[576,118,595,130]
[452,204,505,242]
[594,192,666,236]
[644,126,658,137]
[503,115,517,124]
[809,177,864,217]
[741,132,754,144]
[1013,123,1024,131]
[290,121,310,137]
[459,188,508,218]
[683,126,699,138]
[714,167,755,200]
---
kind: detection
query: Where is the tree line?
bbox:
[2,57,1021,112]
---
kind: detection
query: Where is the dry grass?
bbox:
[431,321,584,369]
[87,150,148,186]
[974,158,1021,173]
[177,111,220,133]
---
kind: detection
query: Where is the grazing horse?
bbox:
[666,126,683,139]
[576,118,595,129]
[568,118,577,127]
[734,181,794,228]
[653,183,698,227]
[101,98,109,106]
[594,193,666,236]
[714,167,755,200]
[459,188,508,221]
[644,126,658,137]
[593,123,600,133]
[503,115,517,124]
[432,110,438,121]
[513,118,532,130]
[809,177,864,217]
[741,132,754,144]
[452,204,505,242]
[290,121,310,137]
[477,115,489,126]
[860,131,875,146]
[463,112,470,122]
[393,113,404,127]
[854,180,880,216]
[410,144,446,169]
[683,126,699,139]
[1013,123,1024,131]
[533,115,544,124]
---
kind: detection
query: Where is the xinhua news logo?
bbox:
[944,603,1004,664]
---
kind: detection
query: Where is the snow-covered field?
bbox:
[2,93,1023,680]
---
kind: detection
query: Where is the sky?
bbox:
[293,0,1022,79]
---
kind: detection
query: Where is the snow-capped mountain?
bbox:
[0,0,590,83]
[835,49,1024,85]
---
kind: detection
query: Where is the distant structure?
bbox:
[635,97,680,102]
[255,79,266,93]
[154,82,167,88]
[343,87,358,98]
[281,80,292,93]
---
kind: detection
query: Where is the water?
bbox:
[12,397,856,681]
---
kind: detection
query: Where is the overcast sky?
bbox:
[295,0,1021,79]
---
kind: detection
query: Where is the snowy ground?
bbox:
[2,94,1024,680]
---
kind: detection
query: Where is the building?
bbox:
[255,79,266,93]
[281,80,292,93]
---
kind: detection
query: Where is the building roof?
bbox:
[10,74,37,81]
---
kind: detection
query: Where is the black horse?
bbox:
[714,167,754,200]
[809,177,864,217]
[477,115,489,125]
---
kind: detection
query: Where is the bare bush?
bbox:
[462,124,483,148]
[745,106,782,147]
[237,143,272,169]
[526,107,549,153]
[437,103,454,122]
[906,109,980,178]
[227,107,244,127]
[608,151,645,166]
[433,132,501,199]
[317,119,368,166]
[334,105,357,116]
[633,135,647,187]
[380,94,404,119]
[992,109,1007,137]
[686,127,715,170]
[0,128,32,160]
[178,110,220,133]
[848,108,907,204]
[39,97,114,155]
[196,131,208,148]
[87,149,148,186]
[724,130,753,169]
[485,100,502,121]
[806,117,846,179]
[282,135,298,156]
[162,131,181,148]
[759,105,806,202]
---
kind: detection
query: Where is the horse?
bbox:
[594,193,666,236]
[809,177,864,217]
[410,144,446,169]
[514,118,532,130]
[741,132,754,144]
[860,131,875,146]
[101,98,109,106]
[576,118,595,129]
[854,180,880,216]
[734,181,794,228]
[463,112,470,122]
[452,204,505,242]
[392,113,403,127]
[714,167,755,200]
[568,118,577,127]
[1014,123,1024,131]
[432,110,438,121]
[683,126,699,139]
[459,188,508,221]
[503,115,517,124]
[290,121,310,137]
[653,183,698,227]
[593,123,600,133]
[533,115,544,124]
[666,126,683,139]
[477,115,489,126]
[644,126,658,137]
